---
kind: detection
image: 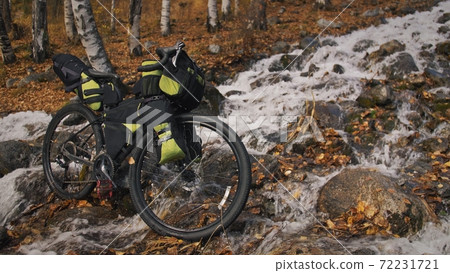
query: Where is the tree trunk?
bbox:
[129,0,142,56]
[221,0,231,20]
[234,0,239,16]
[2,0,11,32]
[71,0,114,73]
[0,0,16,64]
[207,0,219,33]
[32,0,50,63]
[64,0,79,43]
[247,0,267,31]
[160,0,170,36]
[110,0,116,33]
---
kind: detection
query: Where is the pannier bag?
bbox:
[104,98,188,165]
[133,60,163,98]
[159,50,205,111]
[53,54,122,111]
[154,122,187,165]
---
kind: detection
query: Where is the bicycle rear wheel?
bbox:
[42,103,104,199]
[129,114,251,241]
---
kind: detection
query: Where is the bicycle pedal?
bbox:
[96,180,113,200]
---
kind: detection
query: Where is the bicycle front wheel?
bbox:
[129,114,251,241]
[42,103,104,200]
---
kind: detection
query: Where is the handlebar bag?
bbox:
[159,50,205,111]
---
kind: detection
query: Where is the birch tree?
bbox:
[64,0,78,43]
[32,0,49,63]
[110,0,116,33]
[234,0,239,16]
[207,0,219,33]
[161,0,170,36]
[2,0,11,32]
[72,0,114,73]
[0,0,15,64]
[129,0,142,56]
[221,0,231,20]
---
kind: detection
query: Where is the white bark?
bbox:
[221,0,231,20]
[0,0,16,64]
[207,0,218,32]
[32,0,49,63]
[110,0,116,33]
[71,0,114,72]
[160,0,170,36]
[64,0,78,42]
[129,0,142,56]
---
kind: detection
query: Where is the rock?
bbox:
[438,25,449,34]
[398,6,416,15]
[332,64,345,74]
[425,68,449,87]
[271,41,290,54]
[269,54,307,72]
[191,82,225,116]
[208,44,221,54]
[299,36,320,50]
[267,16,281,26]
[317,18,343,29]
[384,53,419,80]
[48,206,119,230]
[224,90,244,97]
[0,141,33,177]
[369,40,405,62]
[308,64,320,75]
[0,169,50,225]
[318,168,432,236]
[278,6,286,14]
[321,39,338,47]
[357,84,393,108]
[362,8,383,17]
[437,12,450,24]
[306,101,345,130]
[17,70,57,87]
[6,78,19,88]
[0,226,9,248]
[353,39,376,52]
[435,41,450,57]
[420,137,448,153]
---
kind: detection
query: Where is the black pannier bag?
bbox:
[104,98,189,164]
[159,50,205,111]
[53,54,122,111]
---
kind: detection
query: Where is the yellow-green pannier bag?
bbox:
[154,122,186,165]
[79,72,104,111]
[158,50,205,111]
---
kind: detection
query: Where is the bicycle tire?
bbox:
[129,114,251,241]
[42,103,104,199]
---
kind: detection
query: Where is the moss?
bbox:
[433,102,450,113]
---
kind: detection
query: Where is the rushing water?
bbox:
[1,2,449,254]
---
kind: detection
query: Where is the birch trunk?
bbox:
[160,0,170,36]
[221,0,231,20]
[207,0,219,33]
[0,0,15,64]
[64,0,78,43]
[32,0,49,63]
[129,0,142,56]
[110,0,116,33]
[2,0,11,32]
[72,0,114,73]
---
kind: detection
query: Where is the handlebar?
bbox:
[137,41,185,72]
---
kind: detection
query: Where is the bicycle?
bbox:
[42,43,251,241]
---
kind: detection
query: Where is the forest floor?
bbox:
[0,0,439,114]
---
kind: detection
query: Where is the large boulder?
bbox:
[369,40,405,62]
[357,83,393,108]
[318,168,432,236]
[384,52,419,80]
[192,82,225,116]
[0,141,33,177]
